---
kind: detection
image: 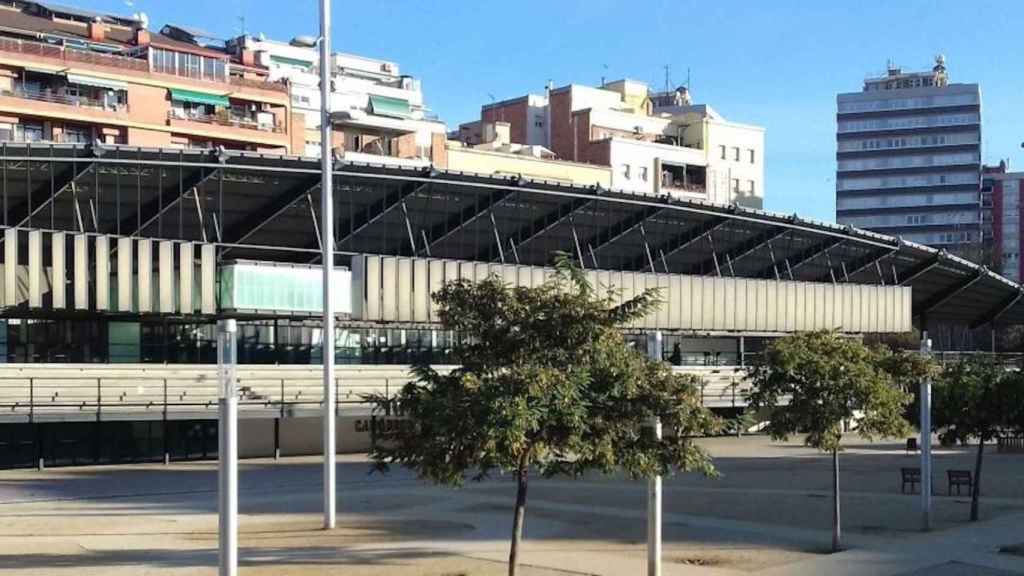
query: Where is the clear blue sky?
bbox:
[82,0,1024,223]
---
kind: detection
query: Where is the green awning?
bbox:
[270,55,313,69]
[169,88,229,108]
[369,95,411,119]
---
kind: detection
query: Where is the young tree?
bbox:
[746,331,911,552]
[367,257,720,576]
[932,357,1014,522]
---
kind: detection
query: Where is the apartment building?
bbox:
[836,57,983,251]
[456,80,765,208]
[0,1,299,152]
[443,121,612,187]
[985,162,1023,281]
[231,35,447,165]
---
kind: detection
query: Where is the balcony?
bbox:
[661,182,706,195]
[0,86,128,113]
[168,110,282,133]
[0,37,288,95]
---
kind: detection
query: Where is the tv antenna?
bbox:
[663,65,672,92]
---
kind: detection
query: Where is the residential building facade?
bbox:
[0,1,299,152]
[443,121,612,187]
[836,57,983,252]
[456,80,765,208]
[987,164,1023,282]
[230,35,447,165]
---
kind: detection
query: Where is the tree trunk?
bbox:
[970,438,984,522]
[508,458,529,576]
[832,449,841,552]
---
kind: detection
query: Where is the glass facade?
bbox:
[0,317,743,368]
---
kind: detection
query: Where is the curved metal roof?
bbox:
[0,143,1018,328]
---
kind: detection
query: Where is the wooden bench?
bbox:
[948,469,973,496]
[901,467,921,494]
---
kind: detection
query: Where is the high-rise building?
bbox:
[835,57,983,253]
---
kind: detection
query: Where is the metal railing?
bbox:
[0,37,288,95]
[0,372,402,421]
[167,110,284,133]
[0,86,128,113]
[0,37,149,73]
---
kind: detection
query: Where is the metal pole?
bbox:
[319,0,337,531]
[217,319,238,576]
[919,332,932,531]
[646,331,663,576]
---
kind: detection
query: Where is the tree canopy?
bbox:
[746,331,912,552]
[747,331,912,453]
[368,256,720,574]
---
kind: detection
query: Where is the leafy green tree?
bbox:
[878,349,940,425]
[932,357,1016,521]
[746,331,911,552]
[367,258,720,576]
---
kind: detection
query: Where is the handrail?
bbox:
[0,37,288,95]
[0,86,128,113]
[167,110,283,133]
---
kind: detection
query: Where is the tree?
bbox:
[746,331,911,552]
[367,257,720,576]
[932,357,1015,522]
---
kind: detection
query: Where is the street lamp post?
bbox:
[217,319,239,576]
[294,0,335,531]
[920,332,933,531]
[318,0,336,531]
[645,331,663,576]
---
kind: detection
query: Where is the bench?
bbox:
[948,469,973,496]
[901,467,921,494]
[905,437,918,454]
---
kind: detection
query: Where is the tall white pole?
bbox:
[919,332,932,531]
[217,319,238,576]
[646,331,663,576]
[319,0,336,531]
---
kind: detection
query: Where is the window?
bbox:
[639,166,648,182]
[747,180,756,194]
[621,164,631,180]
[732,147,740,161]
[731,178,740,193]
[62,125,91,144]
[748,149,755,164]
[719,145,726,159]
[21,122,43,142]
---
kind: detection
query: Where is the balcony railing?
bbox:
[0,37,288,94]
[0,86,128,113]
[0,36,149,73]
[168,110,283,133]
[662,182,706,194]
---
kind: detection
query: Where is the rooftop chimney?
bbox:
[135,27,151,46]
[88,19,107,43]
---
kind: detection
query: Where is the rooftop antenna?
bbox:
[238,15,246,36]
[686,67,691,90]
[601,63,608,87]
[663,64,672,92]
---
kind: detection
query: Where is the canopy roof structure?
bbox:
[0,142,1018,328]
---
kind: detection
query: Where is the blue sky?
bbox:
[82,0,1024,223]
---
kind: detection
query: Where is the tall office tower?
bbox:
[836,57,983,256]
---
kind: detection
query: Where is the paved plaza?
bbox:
[1,436,1024,575]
